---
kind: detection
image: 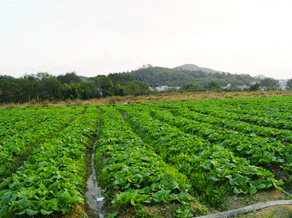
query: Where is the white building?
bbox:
[154,85,181,92]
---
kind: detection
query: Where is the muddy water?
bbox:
[85,120,105,218]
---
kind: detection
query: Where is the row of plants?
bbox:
[117,104,282,210]
[95,106,201,217]
[158,101,292,142]
[0,107,60,125]
[0,107,71,138]
[213,99,292,121]
[0,107,31,123]
[0,107,86,182]
[0,106,98,217]
[215,96,292,113]
[183,99,292,130]
[147,105,292,177]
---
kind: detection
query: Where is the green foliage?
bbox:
[250,82,261,91]
[57,72,82,84]
[1,66,288,104]
[108,73,134,85]
[260,78,280,90]
[89,75,114,97]
[1,96,292,216]
[181,82,203,92]
[0,106,98,217]
[125,66,254,88]
[94,106,196,216]
[123,81,150,95]
[117,101,286,210]
[205,80,221,91]
[286,79,292,91]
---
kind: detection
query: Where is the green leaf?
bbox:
[41,209,53,215]
[16,209,26,215]
[258,184,266,189]
[26,209,38,216]
[233,187,241,195]
[209,176,220,181]
[61,206,72,214]
[19,198,29,208]
[249,185,257,194]
[130,198,137,206]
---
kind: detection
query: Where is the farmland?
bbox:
[1,96,292,217]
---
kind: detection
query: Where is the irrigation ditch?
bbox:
[85,113,106,218]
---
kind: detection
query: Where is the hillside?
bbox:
[254,74,267,80]
[173,64,223,74]
[124,66,256,88]
[0,75,15,80]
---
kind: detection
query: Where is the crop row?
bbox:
[187,107,292,142]
[159,101,292,142]
[0,107,71,138]
[214,100,292,121]
[117,105,281,208]
[0,106,98,217]
[183,100,292,130]
[0,108,32,123]
[210,96,292,113]
[146,105,292,175]
[95,106,193,212]
[0,107,85,182]
[0,107,52,128]
[160,99,292,142]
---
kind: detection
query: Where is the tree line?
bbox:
[182,78,292,92]
[1,67,291,104]
[0,72,150,104]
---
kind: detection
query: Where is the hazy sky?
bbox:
[1,0,292,79]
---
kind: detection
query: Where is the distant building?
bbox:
[222,84,248,90]
[222,84,231,89]
[278,79,287,90]
[154,85,181,92]
[238,85,248,90]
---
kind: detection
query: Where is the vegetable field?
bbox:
[1,96,292,217]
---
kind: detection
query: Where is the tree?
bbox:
[260,78,280,90]
[31,73,63,100]
[35,72,51,80]
[205,80,221,91]
[136,81,149,91]
[250,82,260,91]
[124,82,140,95]
[57,72,81,84]
[0,76,19,103]
[107,73,134,85]
[181,82,203,92]
[18,74,41,102]
[89,75,114,97]
[39,76,63,100]
[78,81,98,99]
[137,63,153,70]
[113,84,126,96]
[286,79,292,91]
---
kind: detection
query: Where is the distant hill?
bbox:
[254,74,267,80]
[78,76,89,81]
[124,66,256,88]
[0,75,15,80]
[173,64,223,74]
